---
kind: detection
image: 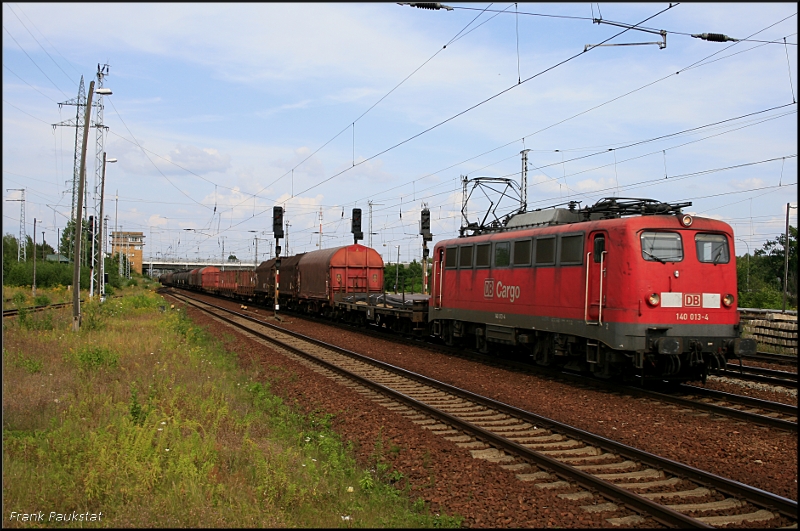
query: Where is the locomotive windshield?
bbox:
[695,233,730,264]
[640,231,683,263]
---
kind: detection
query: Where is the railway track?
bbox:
[3,301,76,317]
[181,289,798,432]
[170,290,797,528]
[272,299,799,431]
[742,351,798,367]
[710,363,798,389]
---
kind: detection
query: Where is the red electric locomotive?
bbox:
[429,198,756,383]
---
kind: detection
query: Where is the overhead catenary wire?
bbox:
[345,14,797,210]
[294,4,679,198]
[4,3,77,88]
[2,25,68,99]
[235,2,502,209]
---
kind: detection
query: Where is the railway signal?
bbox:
[420,207,432,294]
[273,205,284,317]
[273,206,284,238]
[352,208,363,244]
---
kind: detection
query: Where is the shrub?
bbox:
[34,294,51,307]
[75,345,119,370]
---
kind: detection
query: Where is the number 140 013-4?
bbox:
[676,313,709,321]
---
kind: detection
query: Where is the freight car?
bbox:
[428,198,756,383]
[160,197,755,384]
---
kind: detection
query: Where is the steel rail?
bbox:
[620,384,797,432]
[679,384,798,416]
[727,364,798,380]
[3,301,77,317]
[710,367,798,388]
[171,290,797,525]
[745,352,798,366]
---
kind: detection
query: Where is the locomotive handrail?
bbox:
[584,252,591,324]
[599,249,606,325]
[584,250,606,325]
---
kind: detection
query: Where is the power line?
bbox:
[105,98,214,211]
[347,14,797,209]
[451,5,798,45]
[238,2,512,209]
[4,3,78,87]
[2,25,68,99]
[294,4,679,198]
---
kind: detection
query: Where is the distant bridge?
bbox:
[141,258,259,277]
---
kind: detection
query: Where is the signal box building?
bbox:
[111,231,145,274]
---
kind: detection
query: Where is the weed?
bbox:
[12,354,44,374]
[81,299,105,331]
[358,469,375,492]
[75,345,119,370]
[34,294,51,307]
[12,291,26,307]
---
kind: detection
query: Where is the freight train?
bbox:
[160,197,756,384]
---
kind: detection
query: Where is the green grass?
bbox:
[2,283,461,528]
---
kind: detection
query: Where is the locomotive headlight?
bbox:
[722,294,734,307]
[647,293,660,306]
[680,214,693,227]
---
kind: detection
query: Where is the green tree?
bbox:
[3,233,20,279]
[737,226,796,309]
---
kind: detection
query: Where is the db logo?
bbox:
[684,293,701,307]
[484,278,494,298]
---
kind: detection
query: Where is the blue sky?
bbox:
[3,2,797,266]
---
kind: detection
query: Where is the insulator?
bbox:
[692,32,737,42]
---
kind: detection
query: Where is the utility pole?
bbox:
[285,220,290,256]
[318,207,323,249]
[520,149,530,213]
[52,76,87,254]
[89,215,96,298]
[73,80,95,332]
[97,153,115,299]
[32,219,37,297]
[368,200,383,248]
[6,189,26,261]
[395,245,400,294]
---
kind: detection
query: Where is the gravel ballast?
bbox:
[175,293,798,527]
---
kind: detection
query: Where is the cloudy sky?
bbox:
[3,2,797,266]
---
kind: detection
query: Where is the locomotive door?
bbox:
[434,247,444,309]
[584,232,607,325]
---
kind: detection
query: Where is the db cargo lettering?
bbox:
[496,281,521,303]
[484,279,521,303]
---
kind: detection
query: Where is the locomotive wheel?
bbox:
[443,322,455,347]
[475,330,489,354]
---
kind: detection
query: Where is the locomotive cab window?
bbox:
[459,245,474,268]
[559,233,584,265]
[494,241,510,267]
[445,246,457,268]
[535,236,555,266]
[513,239,532,266]
[593,235,605,263]
[640,231,683,262]
[475,243,491,268]
[695,233,729,264]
